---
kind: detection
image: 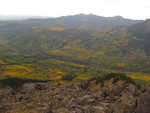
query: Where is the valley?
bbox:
[0,14,150,113]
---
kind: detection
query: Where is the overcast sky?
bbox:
[0,0,150,20]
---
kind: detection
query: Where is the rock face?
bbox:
[111,92,137,113]
[136,89,150,113]
[0,80,150,113]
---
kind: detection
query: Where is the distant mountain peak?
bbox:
[113,16,124,19]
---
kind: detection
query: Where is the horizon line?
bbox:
[0,13,147,20]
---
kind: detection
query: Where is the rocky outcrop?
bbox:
[0,79,150,113]
[136,88,150,113]
[111,92,137,113]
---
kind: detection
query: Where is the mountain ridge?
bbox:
[0,14,143,35]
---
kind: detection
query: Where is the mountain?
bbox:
[0,14,149,84]
[56,14,143,28]
[0,14,143,35]
[128,19,150,54]
[128,19,150,37]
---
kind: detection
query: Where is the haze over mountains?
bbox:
[0,15,49,21]
[0,14,143,35]
[0,14,144,21]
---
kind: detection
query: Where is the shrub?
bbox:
[62,74,76,81]
[83,72,138,88]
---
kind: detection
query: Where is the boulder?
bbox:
[111,92,137,113]
[110,84,125,97]
[78,95,95,105]
[100,88,110,98]
[127,84,138,95]
[22,83,36,92]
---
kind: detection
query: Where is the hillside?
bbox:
[0,14,150,84]
[128,19,150,55]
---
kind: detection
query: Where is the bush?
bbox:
[88,72,137,86]
[62,74,76,81]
